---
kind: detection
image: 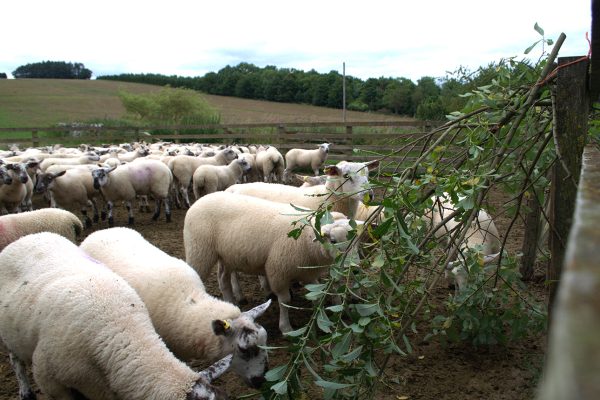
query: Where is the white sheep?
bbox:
[284,143,330,177]
[39,153,101,171]
[80,227,271,389]
[192,157,252,198]
[0,232,232,400]
[425,194,501,291]
[0,208,83,251]
[238,152,260,183]
[255,145,285,183]
[35,167,104,227]
[226,160,379,220]
[0,162,32,214]
[184,191,360,334]
[168,147,239,208]
[91,159,173,226]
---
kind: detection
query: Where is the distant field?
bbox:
[0,79,411,128]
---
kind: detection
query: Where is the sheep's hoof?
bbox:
[21,390,37,400]
[238,298,249,306]
[152,213,159,221]
[108,217,114,227]
[166,213,172,223]
[101,211,107,221]
[128,217,134,225]
[266,293,278,302]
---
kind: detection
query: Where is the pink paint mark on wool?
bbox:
[132,167,152,186]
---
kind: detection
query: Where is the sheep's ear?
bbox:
[366,160,380,170]
[54,170,67,178]
[107,165,118,173]
[198,354,233,383]
[324,165,340,176]
[212,319,233,336]
[26,160,39,169]
[242,299,271,320]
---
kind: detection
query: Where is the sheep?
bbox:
[34,167,104,228]
[226,160,379,220]
[80,227,271,389]
[425,194,501,291]
[284,143,330,177]
[91,159,173,226]
[0,232,232,400]
[0,162,32,214]
[168,147,238,208]
[0,208,83,251]
[192,157,252,199]
[255,145,285,183]
[184,191,360,334]
[238,153,260,183]
[39,152,101,171]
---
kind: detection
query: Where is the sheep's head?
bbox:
[34,170,67,193]
[211,300,271,389]
[92,165,117,189]
[6,162,29,184]
[320,218,364,257]
[237,158,252,174]
[324,160,379,202]
[221,148,238,163]
[187,354,232,400]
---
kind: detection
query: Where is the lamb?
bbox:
[168,147,238,208]
[238,153,259,183]
[425,194,501,291]
[91,158,173,226]
[0,162,33,214]
[255,145,285,183]
[0,232,232,400]
[284,143,330,177]
[80,227,271,389]
[226,160,379,220]
[35,167,104,227]
[184,191,360,334]
[0,208,83,251]
[192,157,252,198]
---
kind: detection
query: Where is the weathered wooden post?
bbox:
[537,145,600,399]
[31,130,39,148]
[547,56,589,318]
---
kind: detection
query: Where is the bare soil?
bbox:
[0,188,547,400]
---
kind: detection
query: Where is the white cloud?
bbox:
[0,0,591,81]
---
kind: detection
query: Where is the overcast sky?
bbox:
[0,0,592,82]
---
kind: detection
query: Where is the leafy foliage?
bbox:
[253,28,568,400]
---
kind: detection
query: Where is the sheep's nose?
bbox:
[93,180,100,189]
[249,376,266,389]
[367,189,374,202]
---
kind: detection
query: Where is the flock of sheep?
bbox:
[0,139,501,399]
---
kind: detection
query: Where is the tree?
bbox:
[12,61,92,79]
[0,73,7,79]
[382,78,416,115]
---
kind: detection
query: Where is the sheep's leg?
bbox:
[152,197,162,221]
[230,272,248,305]
[164,197,171,222]
[126,201,134,225]
[80,206,92,229]
[217,263,236,303]
[90,199,99,223]
[107,201,115,227]
[8,353,36,400]
[273,285,293,334]
[180,184,191,209]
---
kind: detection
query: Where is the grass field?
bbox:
[0,79,411,128]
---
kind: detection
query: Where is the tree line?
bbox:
[97,62,505,120]
[12,61,92,79]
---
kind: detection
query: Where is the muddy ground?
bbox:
[0,189,547,400]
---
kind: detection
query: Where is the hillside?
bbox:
[0,79,411,128]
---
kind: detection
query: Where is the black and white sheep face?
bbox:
[319,143,330,153]
[91,166,115,189]
[238,158,252,173]
[0,165,12,185]
[211,300,271,389]
[34,170,66,193]
[6,163,29,184]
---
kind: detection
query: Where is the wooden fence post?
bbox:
[547,56,589,318]
[31,130,39,148]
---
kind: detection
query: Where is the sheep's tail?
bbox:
[72,216,84,238]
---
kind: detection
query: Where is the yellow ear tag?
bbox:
[222,320,231,331]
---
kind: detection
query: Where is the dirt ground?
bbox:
[0,189,547,400]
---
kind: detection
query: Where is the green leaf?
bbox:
[524,41,539,55]
[305,283,327,292]
[284,326,307,337]
[534,22,544,36]
[270,380,288,395]
[355,303,380,317]
[332,331,352,358]
[326,304,344,313]
[265,365,288,382]
[340,345,363,362]
[317,309,333,333]
[315,379,355,390]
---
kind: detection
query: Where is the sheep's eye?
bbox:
[343,174,353,181]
